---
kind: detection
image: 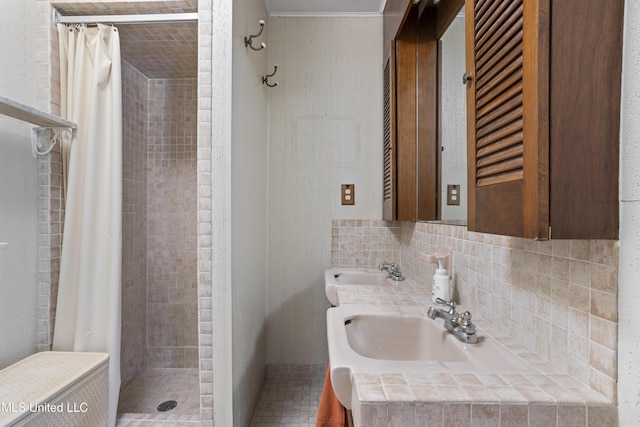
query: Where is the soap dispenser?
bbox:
[420,246,453,304]
[432,255,451,303]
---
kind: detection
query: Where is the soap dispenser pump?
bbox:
[432,255,451,303]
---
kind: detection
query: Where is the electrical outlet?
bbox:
[447,185,460,206]
[341,184,355,205]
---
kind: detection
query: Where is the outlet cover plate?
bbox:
[447,184,460,206]
[341,184,355,205]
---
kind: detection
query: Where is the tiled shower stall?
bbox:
[120,61,199,418]
[34,0,216,423]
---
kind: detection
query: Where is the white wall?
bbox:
[617,0,640,423]
[0,1,39,368]
[232,1,270,425]
[267,16,383,365]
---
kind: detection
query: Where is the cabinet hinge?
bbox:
[533,226,551,241]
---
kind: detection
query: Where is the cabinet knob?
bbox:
[463,73,472,85]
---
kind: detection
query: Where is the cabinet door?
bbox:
[382,48,396,221]
[395,9,418,221]
[549,0,622,239]
[465,0,550,238]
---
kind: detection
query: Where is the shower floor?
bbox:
[116,368,200,425]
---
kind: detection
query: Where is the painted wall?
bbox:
[0,0,39,368]
[617,0,640,423]
[267,16,383,365]
[232,1,270,425]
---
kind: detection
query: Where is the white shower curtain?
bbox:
[53,24,122,427]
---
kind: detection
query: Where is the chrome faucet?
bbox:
[427,298,477,344]
[378,262,405,281]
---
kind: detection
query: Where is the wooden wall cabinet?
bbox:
[465,0,624,239]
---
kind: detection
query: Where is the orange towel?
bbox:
[316,363,347,427]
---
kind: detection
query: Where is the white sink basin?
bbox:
[327,305,536,409]
[324,268,399,306]
[344,312,466,362]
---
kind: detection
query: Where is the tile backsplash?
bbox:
[331,220,618,401]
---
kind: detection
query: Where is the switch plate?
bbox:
[447,185,460,206]
[341,184,355,205]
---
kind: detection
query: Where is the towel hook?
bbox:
[262,65,279,88]
[244,20,266,51]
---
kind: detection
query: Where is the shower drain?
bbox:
[157,400,178,412]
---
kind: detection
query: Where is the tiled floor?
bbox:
[250,378,324,426]
[115,366,325,426]
[116,368,200,426]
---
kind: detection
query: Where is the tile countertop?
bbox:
[334,276,616,426]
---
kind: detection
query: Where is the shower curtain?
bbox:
[53,24,122,427]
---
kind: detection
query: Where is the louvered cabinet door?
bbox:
[382,51,396,221]
[465,0,550,238]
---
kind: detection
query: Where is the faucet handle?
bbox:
[435,298,457,316]
[457,311,476,334]
[435,298,456,309]
[378,261,395,270]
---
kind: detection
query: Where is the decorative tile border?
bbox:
[196,0,214,422]
[35,0,62,354]
[352,370,617,427]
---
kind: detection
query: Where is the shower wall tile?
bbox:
[120,61,149,387]
[146,78,198,369]
[146,346,199,369]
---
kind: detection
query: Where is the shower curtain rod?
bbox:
[53,10,198,26]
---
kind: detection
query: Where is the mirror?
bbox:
[438,7,467,223]
[393,0,467,224]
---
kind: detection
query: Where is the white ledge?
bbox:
[0,95,76,129]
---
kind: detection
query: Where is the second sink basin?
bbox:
[324,268,399,306]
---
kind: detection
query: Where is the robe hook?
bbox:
[262,65,279,88]
[244,20,266,51]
